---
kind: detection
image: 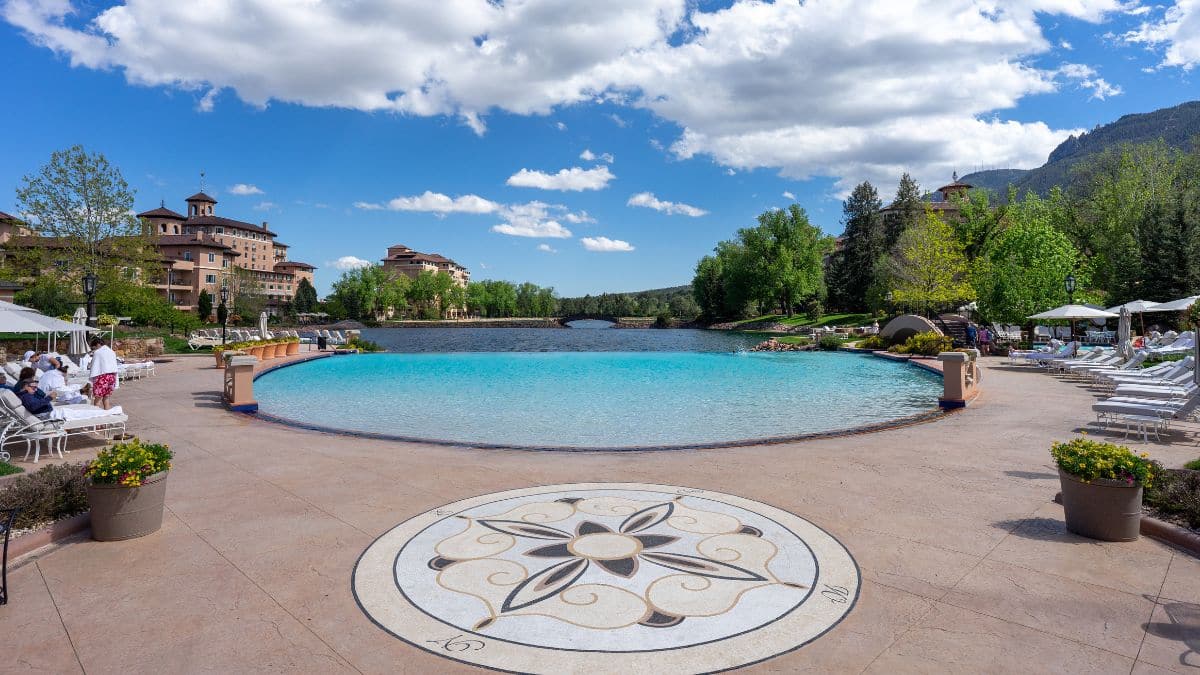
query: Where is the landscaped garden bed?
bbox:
[0,463,89,541]
[1144,463,1200,536]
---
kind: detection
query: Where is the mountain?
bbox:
[962,100,1200,197]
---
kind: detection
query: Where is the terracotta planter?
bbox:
[214,351,226,368]
[1058,469,1142,541]
[285,342,300,356]
[87,471,168,541]
[271,343,286,358]
[248,346,264,360]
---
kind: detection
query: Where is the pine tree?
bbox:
[883,173,922,250]
[834,181,884,310]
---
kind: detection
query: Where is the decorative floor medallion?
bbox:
[353,483,859,673]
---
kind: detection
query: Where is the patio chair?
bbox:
[1011,342,1076,364]
[1092,392,1199,428]
[1100,357,1193,386]
[1076,352,1149,380]
[0,390,66,463]
[1034,325,1052,341]
[1,507,18,605]
[1150,332,1195,355]
[52,404,128,440]
[1055,326,1072,340]
[1114,381,1197,400]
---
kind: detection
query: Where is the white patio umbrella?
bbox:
[69,306,88,355]
[1028,305,1119,320]
[1153,295,1199,312]
[1117,306,1132,358]
[1106,299,1169,335]
[258,311,269,341]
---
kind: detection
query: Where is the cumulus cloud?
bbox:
[355,189,579,238]
[580,149,614,163]
[1057,63,1123,99]
[328,255,373,270]
[1124,1,1200,70]
[581,236,634,252]
[229,183,264,195]
[627,192,708,217]
[491,201,572,238]
[506,166,615,191]
[562,210,596,224]
[537,243,558,253]
[782,190,796,200]
[354,191,499,214]
[3,0,1140,188]
[252,201,276,211]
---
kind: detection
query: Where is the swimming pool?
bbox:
[254,351,942,450]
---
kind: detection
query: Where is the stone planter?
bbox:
[86,471,168,541]
[285,341,300,356]
[1058,469,1142,541]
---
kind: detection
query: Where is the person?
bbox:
[978,326,991,356]
[38,365,86,404]
[16,378,55,417]
[88,337,119,410]
[965,323,978,349]
[29,351,61,372]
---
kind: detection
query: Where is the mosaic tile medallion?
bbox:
[353,483,859,673]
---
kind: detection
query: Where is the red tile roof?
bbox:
[185,214,277,236]
[186,192,217,203]
[274,260,315,270]
[137,206,187,220]
[156,234,238,251]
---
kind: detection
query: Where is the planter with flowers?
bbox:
[284,336,301,356]
[84,439,173,541]
[1051,437,1159,541]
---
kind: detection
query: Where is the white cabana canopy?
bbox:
[1028,304,1119,320]
[1154,295,1199,312]
[0,300,98,334]
[1105,300,1167,314]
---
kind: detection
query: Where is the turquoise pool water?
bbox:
[254,351,941,449]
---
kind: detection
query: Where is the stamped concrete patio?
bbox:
[2,354,1199,673]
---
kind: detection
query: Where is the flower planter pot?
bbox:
[86,471,168,541]
[1058,469,1142,541]
[214,351,226,368]
[285,342,300,356]
[248,346,264,360]
[270,343,285,358]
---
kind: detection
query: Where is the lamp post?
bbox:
[1065,273,1077,348]
[219,282,230,345]
[82,271,98,327]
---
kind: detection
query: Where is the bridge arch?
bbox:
[558,314,620,326]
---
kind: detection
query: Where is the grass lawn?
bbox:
[0,460,23,477]
[731,312,874,328]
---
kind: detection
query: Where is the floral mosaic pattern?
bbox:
[424,494,808,632]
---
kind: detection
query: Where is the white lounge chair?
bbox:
[0,390,66,463]
[51,404,128,440]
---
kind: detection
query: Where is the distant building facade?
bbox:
[879,173,973,221]
[138,193,316,316]
[380,243,470,319]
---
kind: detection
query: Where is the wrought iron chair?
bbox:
[1,507,19,605]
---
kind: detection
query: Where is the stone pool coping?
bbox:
[244,350,951,452]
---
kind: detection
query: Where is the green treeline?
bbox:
[697,139,1200,325]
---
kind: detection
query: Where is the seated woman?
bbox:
[16,378,56,418]
[37,365,86,404]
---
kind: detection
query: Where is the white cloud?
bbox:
[580,149,614,163]
[562,210,596,224]
[1057,63,1124,99]
[490,201,572,238]
[537,243,558,253]
[782,190,796,200]
[506,166,615,191]
[608,114,629,128]
[1059,39,1073,50]
[3,0,1141,188]
[252,201,276,211]
[1124,0,1200,70]
[627,191,708,217]
[353,191,499,214]
[328,255,373,270]
[229,183,264,195]
[581,236,634,252]
[555,121,567,131]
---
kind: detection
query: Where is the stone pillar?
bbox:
[223,354,259,412]
[936,350,980,409]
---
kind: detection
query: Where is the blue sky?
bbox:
[1,1,1197,296]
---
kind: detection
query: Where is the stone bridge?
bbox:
[558,315,658,328]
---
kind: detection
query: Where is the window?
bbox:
[222,259,229,268]
[208,253,215,262]
[183,251,193,261]
[205,274,216,284]
[216,227,223,234]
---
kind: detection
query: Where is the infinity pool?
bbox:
[254,351,941,449]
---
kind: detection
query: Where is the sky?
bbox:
[1,0,1198,297]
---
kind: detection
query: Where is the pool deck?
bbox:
[3,355,1200,673]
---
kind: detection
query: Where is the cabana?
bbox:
[0,300,98,356]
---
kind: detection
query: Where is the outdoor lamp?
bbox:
[1065,273,1076,296]
[82,271,97,296]
[219,284,229,305]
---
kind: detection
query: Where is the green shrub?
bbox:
[1145,467,1200,529]
[1050,437,1159,486]
[0,460,22,477]
[857,334,886,350]
[84,439,172,487]
[0,463,89,530]
[347,336,383,352]
[817,335,842,351]
[1185,458,1200,471]
[889,331,953,356]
